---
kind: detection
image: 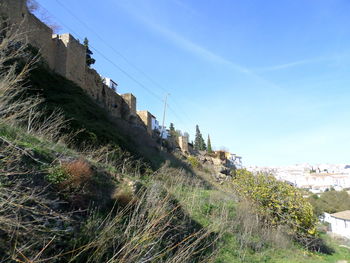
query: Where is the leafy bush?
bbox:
[232,170,317,242]
[187,156,200,168]
[46,165,69,184]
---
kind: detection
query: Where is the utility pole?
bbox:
[160,93,169,150]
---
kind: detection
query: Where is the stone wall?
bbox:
[60,34,86,87]
[121,93,136,116]
[85,68,128,119]
[0,0,146,124]
[1,0,56,69]
[137,111,153,135]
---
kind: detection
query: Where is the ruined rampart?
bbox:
[0,0,144,126]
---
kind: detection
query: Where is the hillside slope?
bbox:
[26,61,182,169]
[1,29,350,263]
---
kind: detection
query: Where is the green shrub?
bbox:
[46,165,69,184]
[187,156,200,168]
[232,169,317,240]
[308,190,350,217]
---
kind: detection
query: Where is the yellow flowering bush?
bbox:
[232,169,317,238]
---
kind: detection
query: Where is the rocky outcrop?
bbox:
[197,154,235,183]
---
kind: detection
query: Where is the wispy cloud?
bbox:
[255,56,335,72]
[147,20,251,74]
[116,2,284,92]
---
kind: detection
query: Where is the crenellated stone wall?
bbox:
[0,0,145,126]
[52,33,86,87]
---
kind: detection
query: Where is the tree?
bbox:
[207,134,213,153]
[308,190,350,217]
[27,0,61,33]
[83,37,95,67]
[194,125,206,151]
[169,123,177,138]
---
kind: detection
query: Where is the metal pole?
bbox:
[160,93,169,149]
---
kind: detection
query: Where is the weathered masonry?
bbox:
[0,0,138,122]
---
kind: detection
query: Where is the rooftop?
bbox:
[331,210,350,220]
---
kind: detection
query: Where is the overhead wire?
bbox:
[36,1,194,131]
[35,1,163,103]
[54,0,194,129]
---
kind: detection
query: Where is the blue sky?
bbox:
[34,0,350,166]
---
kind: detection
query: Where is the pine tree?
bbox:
[83,37,96,67]
[194,125,206,151]
[207,134,213,153]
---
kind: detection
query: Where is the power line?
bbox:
[36,1,194,132]
[55,0,169,95]
[54,0,194,127]
[36,1,164,103]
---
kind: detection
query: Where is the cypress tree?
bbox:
[207,134,213,153]
[83,37,96,67]
[194,125,206,151]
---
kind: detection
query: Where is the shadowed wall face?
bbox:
[137,111,153,135]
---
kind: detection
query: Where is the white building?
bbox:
[324,211,350,239]
[233,156,243,169]
[159,126,169,139]
[151,117,160,131]
[102,77,118,92]
[248,164,350,192]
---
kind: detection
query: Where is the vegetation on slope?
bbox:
[308,190,350,217]
[1,25,350,263]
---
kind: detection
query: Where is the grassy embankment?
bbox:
[1,37,350,262]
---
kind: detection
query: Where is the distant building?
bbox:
[324,210,350,239]
[234,156,243,169]
[159,126,169,139]
[151,117,160,131]
[214,151,243,168]
[247,164,350,191]
[137,110,156,135]
[102,77,118,92]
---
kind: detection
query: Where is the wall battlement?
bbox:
[0,0,143,125]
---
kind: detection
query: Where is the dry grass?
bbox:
[60,159,93,188]
[0,24,40,122]
[0,177,76,262]
[234,201,291,255]
[68,182,217,263]
[0,19,218,263]
[0,22,76,148]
